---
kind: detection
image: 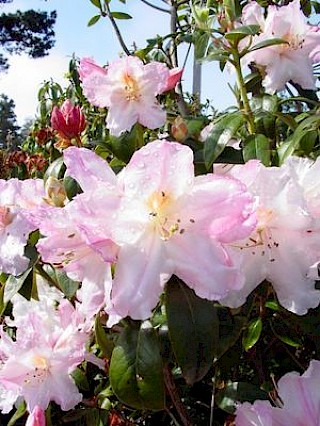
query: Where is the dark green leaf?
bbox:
[110,11,132,19]
[243,133,271,166]
[203,113,243,170]
[71,367,90,391]
[165,277,219,385]
[64,175,82,200]
[88,14,101,26]
[270,315,302,348]
[216,381,268,414]
[109,321,165,410]
[242,317,262,351]
[95,314,114,358]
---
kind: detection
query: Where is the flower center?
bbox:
[147,191,180,240]
[24,355,50,386]
[280,32,304,52]
[123,73,141,101]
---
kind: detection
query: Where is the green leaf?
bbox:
[203,113,243,170]
[64,175,82,200]
[88,14,101,26]
[224,25,260,42]
[7,401,27,426]
[193,31,210,60]
[110,11,132,19]
[270,315,302,348]
[54,269,79,299]
[109,321,165,410]
[4,268,32,303]
[165,277,219,385]
[108,123,144,163]
[71,367,90,391]
[216,381,268,414]
[95,314,114,358]
[90,0,102,8]
[242,317,262,351]
[242,133,271,166]
[249,38,288,52]
[44,156,66,182]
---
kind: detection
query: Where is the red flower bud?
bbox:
[51,100,86,141]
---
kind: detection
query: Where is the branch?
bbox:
[104,2,131,56]
[140,0,171,13]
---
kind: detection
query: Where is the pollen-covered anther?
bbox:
[123,73,141,101]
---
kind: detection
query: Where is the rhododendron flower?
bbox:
[236,359,320,425]
[0,179,48,276]
[59,141,255,324]
[37,198,118,320]
[51,99,86,142]
[110,140,255,322]
[0,289,97,413]
[221,160,320,314]
[80,56,181,136]
[242,0,320,93]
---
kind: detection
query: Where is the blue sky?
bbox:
[0,0,236,124]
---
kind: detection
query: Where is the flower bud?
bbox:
[171,116,188,142]
[51,100,86,141]
[26,406,46,426]
[44,176,67,207]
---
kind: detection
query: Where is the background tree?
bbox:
[0,93,19,148]
[0,0,56,71]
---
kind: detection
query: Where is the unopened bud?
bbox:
[44,176,67,207]
[171,116,188,142]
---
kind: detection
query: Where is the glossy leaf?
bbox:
[203,113,243,170]
[242,317,263,351]
[243,133,271,166]
[44,156,66,182]
[109,321,165,410]
[165,277,219,385]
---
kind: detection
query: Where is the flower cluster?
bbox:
[242,0,320,93]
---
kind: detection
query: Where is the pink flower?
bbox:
[242,0,320,93]
[221,160,320,314]
[236,360,320,425]
[159,67,183,92]
[0,289,97,413]
[37,147,121,320]
[26,406,46,426]
[80,56,171,136]
[0,179,48,276]
[51,100,86,141]
[78,57,107,81]
[109,140,255,322]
